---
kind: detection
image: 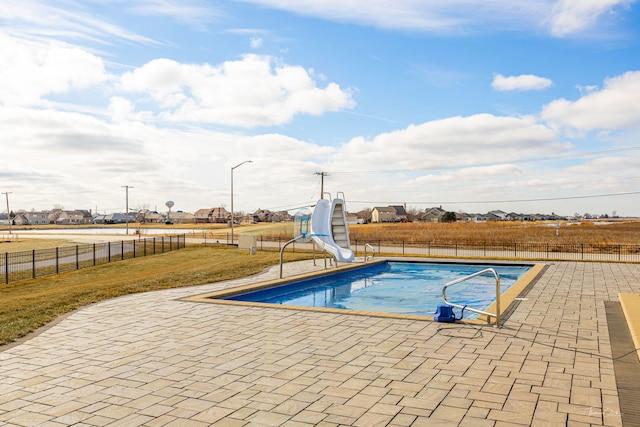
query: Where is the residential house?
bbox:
[253,209,273,222]
[488,210,508,220]
[12,213,28,225]
[266,211,291,222]
[389,205,408,222]
[136,210,162,223]
[423,207,446,223]
[55,210,86,225]
[24,211,50,225]
[371,207,398,223]
[211,207,230,223]
[195,207,230,223]
[169,211,195,224]
[195,208,213,223]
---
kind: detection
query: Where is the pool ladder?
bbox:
[442,268,502,327]
[364,243,376,262]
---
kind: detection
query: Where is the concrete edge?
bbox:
[182,258,544,325]
[619,292,640,363]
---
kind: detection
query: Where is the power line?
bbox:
[350,190,640,206]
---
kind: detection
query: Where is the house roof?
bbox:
[390,205,407,216]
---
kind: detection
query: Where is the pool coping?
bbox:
[182,258,546,326]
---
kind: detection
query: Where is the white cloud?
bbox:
[541,71,640,130]
[0,0,156,46]
[0,32,108,106]
[123,0,223,30]
[238,0,630,37]
[548,0,633,36]
[492,74,553,91]
[250,37,264,48]
[118,54,355,127]
[335,114,569,172]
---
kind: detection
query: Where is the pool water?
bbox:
[225,261,531,319]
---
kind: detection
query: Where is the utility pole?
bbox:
[314,172,328,199]
[2,192,12,235]
[122,186,133,235]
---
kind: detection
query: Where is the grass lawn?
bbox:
[0,245,311,346]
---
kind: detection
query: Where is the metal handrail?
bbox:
[364,243,376,262]
[280,235,304,278]
[442,268,501,326]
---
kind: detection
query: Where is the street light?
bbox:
[230,160,252,245]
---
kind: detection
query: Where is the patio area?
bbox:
[1,259,639,426]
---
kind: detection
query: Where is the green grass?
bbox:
[0,245,311,346]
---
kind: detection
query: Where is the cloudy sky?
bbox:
[2,0,640,217]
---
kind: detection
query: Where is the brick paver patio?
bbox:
[1,259,638,426]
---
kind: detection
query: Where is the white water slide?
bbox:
[310,195,354,262]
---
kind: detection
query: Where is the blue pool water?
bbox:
[225,261,531,318]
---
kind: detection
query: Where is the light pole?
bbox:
[230,160,252,245]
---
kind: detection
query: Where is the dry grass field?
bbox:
[221,219,640,245]
[349,219,640,245]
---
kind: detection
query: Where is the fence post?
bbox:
[56,247,59,274]
[161,237,165,253]
[514,242,517,258]
[170,236,173,251]
[108,242,111,262]
[581,244,584,260]
[144,238,147,256]
[133,240,136,258]
[76,245,79,270]
[4,252,8,284]
[402,240,405,255]
[93,243,96,266]
[618,244,621,261]
[32,249,36,278]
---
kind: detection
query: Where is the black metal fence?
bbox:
[349,239,640,262]
[194,232,640,263]
[1,235,186,284]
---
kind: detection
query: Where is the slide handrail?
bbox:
[442,268,501,326]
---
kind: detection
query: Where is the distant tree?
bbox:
[405,205,420,222]
[441,211,457,223]
[357,208,372,223]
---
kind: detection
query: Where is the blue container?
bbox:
[434,305,456,322]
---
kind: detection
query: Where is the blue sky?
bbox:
[2,0,640,217]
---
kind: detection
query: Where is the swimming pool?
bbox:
[219,261,533,320]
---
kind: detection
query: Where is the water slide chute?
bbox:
[311,196,354,262]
